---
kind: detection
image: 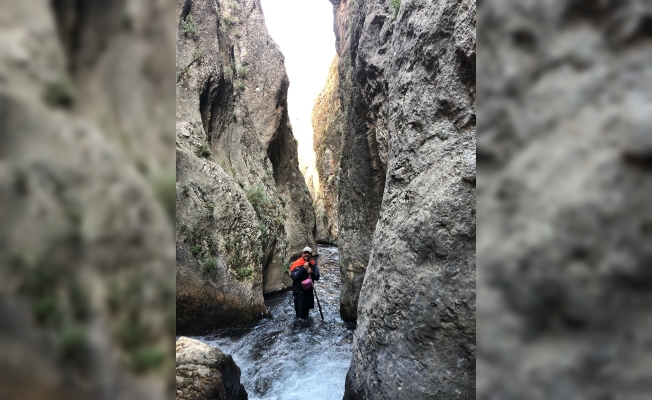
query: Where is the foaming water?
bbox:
[196,245,353,400]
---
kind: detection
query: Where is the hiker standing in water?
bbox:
[289,246,320,319]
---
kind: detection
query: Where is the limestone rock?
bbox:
[175,0,316,332]
[477,0,652,397]
[329,0,477,398]
[330,0,389,323]
[49,0,177,181]
[176,337,247,400]
[0,1,175,398]
[176,149,268,333]
[312,56,343,244]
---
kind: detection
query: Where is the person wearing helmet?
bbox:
[289,246,320,319]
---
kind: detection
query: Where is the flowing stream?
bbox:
[196,245,354,400]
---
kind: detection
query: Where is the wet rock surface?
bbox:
[321,0,477,398]
[176,336,248,400]
[175,0,316,334]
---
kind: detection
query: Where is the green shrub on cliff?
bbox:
[238,66,249,79]
[192,48,205,63]
[151,167,176,221]
[132,347,165,374]
[390,0,401,18]
[235,267,253,280]
[43,79,75,108]
[183,226,218,259]
[246,186,269,217]
[224,16,237,28]
[59,325,89,365]
[258,221,268,240]
[180,15,199,39]
[191,244,203,257]
[33,296,59,325]
[229,253,243,269]
[196,144,211,157]
[206,237,218,254]
[203,258,217,274]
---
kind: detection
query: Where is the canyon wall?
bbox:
[50,0,177,181]
[477,0,652,397]
[0,0,176,398]
[175,0,316,334]
[323,0,390,323]
[316,0,476,398]
[312,57,343,244]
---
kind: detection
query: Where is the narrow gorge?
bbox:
[176,0,475,399]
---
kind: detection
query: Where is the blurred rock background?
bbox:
[477,0,652,398]
[0,0,175,399]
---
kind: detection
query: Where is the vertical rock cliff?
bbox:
[0,1,176,398]
[316,0,476,398]
[175,0,316,334]
[50,0,176,177]
[312,56,343,244]
[477,1,652,397]
[328,0,390,323]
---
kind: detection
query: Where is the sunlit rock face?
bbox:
[175,0,316,334]
[323,0,476,398]
[312,56,343,245]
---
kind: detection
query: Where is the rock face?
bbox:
[327,0,390,323]
[477,1,652,398]
[50,0,177,215]
[176,337,247,400]
[322,0,476,398]
[312,57,343,244]
[175,0,316,334]
[0,1,175,398]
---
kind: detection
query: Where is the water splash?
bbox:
[196,245,353,400]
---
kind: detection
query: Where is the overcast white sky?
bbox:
[259,0,336,191]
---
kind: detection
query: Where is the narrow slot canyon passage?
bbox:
[256,0,336,197]
[193,2,351,399]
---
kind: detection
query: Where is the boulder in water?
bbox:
[176,337,247,400]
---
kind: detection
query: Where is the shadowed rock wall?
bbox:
[477,0,652,397]
[322,0,476,398]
